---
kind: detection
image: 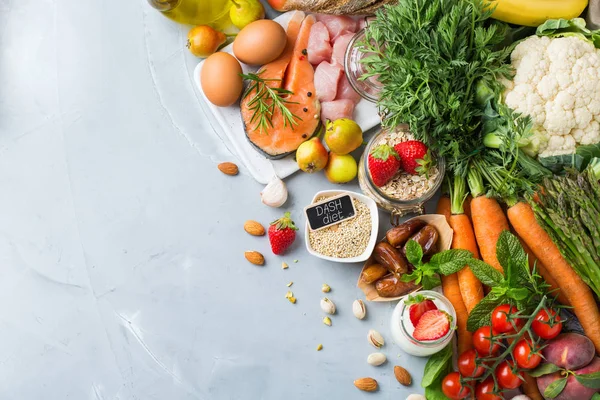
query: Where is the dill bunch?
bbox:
[361,0,514,167]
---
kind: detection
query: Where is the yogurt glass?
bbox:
[390,290,456,357]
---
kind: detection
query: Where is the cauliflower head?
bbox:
[503,36,600,157]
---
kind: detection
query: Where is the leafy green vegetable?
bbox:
[529,363,562,378]
[537,18,600,48]
[422,344,453,387]
[544,376,568,399]
[539,143,600,174]
[360,0,513,163]
[401,241,472,289]
[592,393,600,400]
[575,371,600,389]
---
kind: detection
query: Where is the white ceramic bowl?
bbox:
[304,190,379,263]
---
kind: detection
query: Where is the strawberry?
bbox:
[394,140,432,175]
[406,294,438,326]
[367,144,401,187]
[268,212,298,255]
[413,310,451,341]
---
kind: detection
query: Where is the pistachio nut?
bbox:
[367,352,386,366]
[353,299,366,320]
[368,329,384,348]
[321,283,331,293]
[320,297,336,315]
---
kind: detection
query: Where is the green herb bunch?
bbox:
[361,0,513,162]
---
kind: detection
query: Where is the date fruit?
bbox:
[386,219,426,248]
[375,274,418,298]
[360,264,389,285]
[373,242,410,275]
[403,225,439,256]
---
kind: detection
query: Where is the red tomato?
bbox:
[441,372,471,400]
[457,349,485,378]
[495,360,523,389]
[513,339,542,369]
[473,326,501,356]
[491,304,523,333]
[532,309,562,339]
[475,378,503,400]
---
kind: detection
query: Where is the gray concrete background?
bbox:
[0,0,438,398]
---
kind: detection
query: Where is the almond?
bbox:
[218,162,239,176]
[244,220,265,236]
[354,377,378,392]
[394,365,411,386]
[244,251,264,266]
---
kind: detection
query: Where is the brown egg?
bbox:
[233,19,287,66]
[201,52,243,107]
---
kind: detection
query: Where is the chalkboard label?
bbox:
[305,194,356,231]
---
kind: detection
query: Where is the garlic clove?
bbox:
[353,299,366,320]
[260,176,288,208]
[320,297,336,314]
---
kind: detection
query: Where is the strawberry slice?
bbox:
[406,294,438,326]
[413,310,451,341]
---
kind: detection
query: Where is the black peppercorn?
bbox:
[307,92,312,97]
[302,49,307,56]
[303,107,308,112]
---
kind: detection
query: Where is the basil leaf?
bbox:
[575,371,600,389]
[529,363,562,378]
[507,287,529,301]
[421,344,453,387]
[425,382,450,400]
[405,240,423,266]
[467,294,504,332]
[467,259,504,287]
[544,376,568,399]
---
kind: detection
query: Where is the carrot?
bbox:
[522,374,543,400]
[508,202,600,353]
[470,196,509,274]
[441,273,472,354]
[514,233,570,307]
[449,214,484,313]
[436,195,451,223]
[463,195,473,219]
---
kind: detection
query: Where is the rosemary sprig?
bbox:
[241,71,302,134]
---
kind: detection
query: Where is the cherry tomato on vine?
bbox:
[491,304,523,333]
[532,309,562,339]
[441,372,471,400]
[513,339,542,369]
[475,378,503,400]
[473,326,501,356]
[495,360,523,389]
[457,349,485,378]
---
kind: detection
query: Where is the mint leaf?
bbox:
[401,270,422,284]
[467,294,504,332]
[422,344,453,387]
[529,363,561,378]
[436,249,473,275]
[575,371,600,389]
[496,231,528,287]
[422,275,441,290]
[544,376,568,399]
[467,259,504,287]
[507,287,529,301]
[405,240,423,266]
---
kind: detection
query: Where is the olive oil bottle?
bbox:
[148,0,232,29]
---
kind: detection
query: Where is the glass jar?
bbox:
[390,290,456,357]
[358,126,445,224]
[344,28,384,103]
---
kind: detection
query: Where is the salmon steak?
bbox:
[241,12,321,159]
[266,0,397,15]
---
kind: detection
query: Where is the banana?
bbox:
[484,0,589,27]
